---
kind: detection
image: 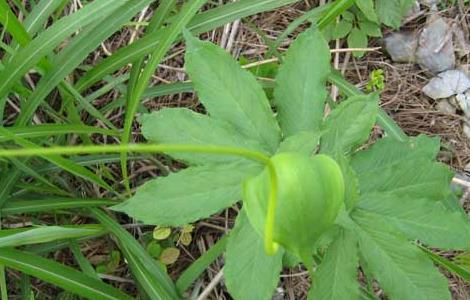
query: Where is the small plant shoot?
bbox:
[111,27,470,300]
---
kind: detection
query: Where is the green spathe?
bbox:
[243,152,344,260]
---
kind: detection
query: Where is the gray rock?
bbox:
[436,99,456,114]
[416,16,455,73]
[464,123,470,140]
[384,32,418,62]
[422,69,470,99]
[456,91,470,119]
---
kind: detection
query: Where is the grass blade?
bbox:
[69,240,100,280]
[121,0,208,192]
[0,0,122,117]
[0,225,104,248]
[15,0,153,126]
[0,124,118,143]
[0,127,113,191]
[0,248,133,300]
[91,208,179,300]
[2,198,117,215]
[176,235,227,294]
[419,245,470,281]
[75,0,301,92]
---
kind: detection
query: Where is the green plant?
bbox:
[365,69,385,91]
[109,28,470,299]
[323,0,416,57]
[0,0,468,299]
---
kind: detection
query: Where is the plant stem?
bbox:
[0,143,281,255]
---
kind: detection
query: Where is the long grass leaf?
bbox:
[0,124,118,143]
[0,225,104,248]
[0,248,133,299]
[176,236,227,293]
[2,198,117,215]
[121,0,208,192]
[15,0,152,126]
[0,0,122,117]
[91,208,179,299]
[75,0,301,92]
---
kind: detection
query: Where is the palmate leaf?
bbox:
[321,93,379,155]
[184,31,280,152]
[113,161,262,226]
[140,108,267,165]
[308,228,360,300]
[273,27,331,137]
[225,211,284,300]
[351,134,453,201]
[357,193,470,249]
[351,135,440,175]
[351,210,451,300]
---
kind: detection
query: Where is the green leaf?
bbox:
[351,135,440,175]
[140,108,267,165]
[0,225,104,248]
[357,193,470,249]
[184,31,280,152]
[353,157,453,200]
[351,210,451,300]
[308,229,359,300]
[321,94,379,155]
[225,212,283,300]
[113,161,262,226]
[0,248,133,300]
[273,27,330,137]
[376,0,416,29]
[347,27,368,58]
[359,21,382,37]
[332,20,352,39]
[277,131,321,155]
[355,0,378,23]
[334,154,359,210]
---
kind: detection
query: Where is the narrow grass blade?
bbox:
[23,0,65,36]
[75,0,301,92]
[15,0,152,126]
[90,208,179,299]
[0,127,113,191]
[0,1,30,46]
[2,198,117,215]
[0,0,122,116]
[69,241,100,280]
[0,225,104,248]
[419,245,470,281]
[317,0,356,29]
[0,124,118,143]
[121,0,208,192]
[0,248,133,300]
[176,235,227,293]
